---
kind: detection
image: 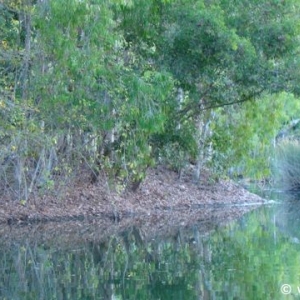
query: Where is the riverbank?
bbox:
[0,165,267,226]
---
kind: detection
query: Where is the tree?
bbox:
[116,0,300,179]
[1,0,300,200]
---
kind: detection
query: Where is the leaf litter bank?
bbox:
[0,166,267,231]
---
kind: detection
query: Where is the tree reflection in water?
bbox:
[0,204,299,299]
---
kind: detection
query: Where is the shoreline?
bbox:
[0,166,267,226]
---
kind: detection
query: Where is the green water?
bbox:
[1,200,300,299]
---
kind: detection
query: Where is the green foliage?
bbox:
[273,140,300,191]
[210,93,300,179]
[1,0,300,198]
[151,124,198,173]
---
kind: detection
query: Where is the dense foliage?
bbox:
[1,0,300,200]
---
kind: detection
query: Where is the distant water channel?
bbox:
[1,192,300,299]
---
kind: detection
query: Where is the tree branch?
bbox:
[177,87,266,120]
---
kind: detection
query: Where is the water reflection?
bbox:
[275,198,300,243]
[1,203,300,299]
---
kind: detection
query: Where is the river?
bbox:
[0,191,299,299]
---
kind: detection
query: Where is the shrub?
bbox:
[273,139,300,191]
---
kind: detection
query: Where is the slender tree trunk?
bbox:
[194,108,214,182]
[20,6,31,100]
[176,87,184,130]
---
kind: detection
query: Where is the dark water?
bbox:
[1,195,300,299]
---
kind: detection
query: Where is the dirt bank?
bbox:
[0,165,267,226]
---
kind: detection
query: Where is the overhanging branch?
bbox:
[177,87,266,121]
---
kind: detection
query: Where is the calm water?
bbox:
[1,196,300,299]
